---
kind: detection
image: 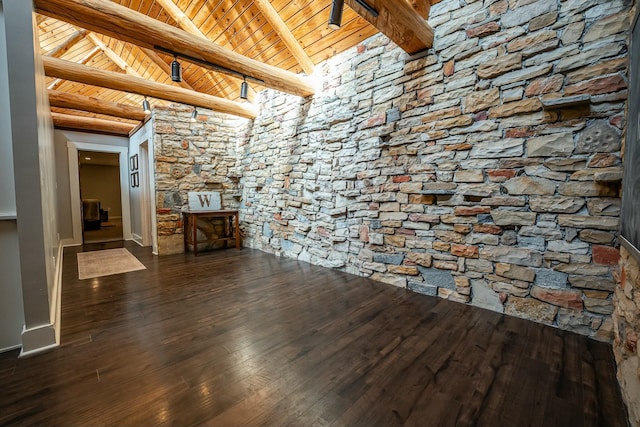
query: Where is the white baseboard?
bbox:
[0,344,22,354]
[20,323,57,357]
[51,242,64,343]
[61,237,81,247]
[19,242,64,357]
[131,233,144,246]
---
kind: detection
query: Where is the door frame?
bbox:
[66,141,132,245]
[139,141,153,247]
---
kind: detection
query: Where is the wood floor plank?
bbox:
[0,241,629,426]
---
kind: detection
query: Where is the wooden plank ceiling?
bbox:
[36,0,436,135]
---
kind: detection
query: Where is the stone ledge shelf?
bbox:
[540,94,591,110]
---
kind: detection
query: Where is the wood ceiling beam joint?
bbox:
[252,0,315,76]
[45,29,87,58]
[47,45,100,90]
[152,0,244,100]
[86,32,142,77]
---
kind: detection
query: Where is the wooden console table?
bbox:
[182,209,240,256]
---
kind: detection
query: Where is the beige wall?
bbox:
[80,164,122,218]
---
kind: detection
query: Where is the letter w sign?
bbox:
[188,191,221,211]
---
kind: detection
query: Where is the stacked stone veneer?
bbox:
[237,0,634,342]
[152,106,245,254]
[615,246,640,425]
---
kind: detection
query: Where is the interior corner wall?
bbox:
[239,0,631,343]
[54,130,129,242]
[0,1,25,352]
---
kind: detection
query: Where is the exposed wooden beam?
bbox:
[48,45,101,90]
[88,33,193,92]
[141,47,195,90]
[35,14,48,25]
[43,56,257,119]
[45,29,87,58]
[35,0,315,97]
[344,0,434,54]
[253,0,315,75]
[152,0,236,99]
[48,90,148,121]
[51,112,136,136]
[405,0,431,19]
[85,32,143,77]
[153,0,200,35]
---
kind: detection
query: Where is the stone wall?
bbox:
[239,0,634,341]
[615,246,640,425]
[152,106,247,254]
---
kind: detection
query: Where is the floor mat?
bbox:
[77,248,146,280]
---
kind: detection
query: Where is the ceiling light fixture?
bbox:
[191,107,198,122]
[142,97,151,114]
[171,55,182,82]
[154,46,266,86]
[240,76,249,100]
[328,0,344,29]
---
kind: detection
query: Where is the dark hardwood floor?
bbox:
[0,241,629,426]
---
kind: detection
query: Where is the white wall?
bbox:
[129,119,156,251]
[0,223,24,351]
[4,0,61,354]
[0,1,25,352]
[0,4,15,217]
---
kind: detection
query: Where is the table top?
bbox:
[181,209,238,215]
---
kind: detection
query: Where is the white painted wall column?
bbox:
[0,1,25,352]
[4,0,60,355]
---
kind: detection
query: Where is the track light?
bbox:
[240,77,248,100]
[191,107,198,122]
[142,97,151,114]
[171,55,182,82]
[354,0,379,17]
[328,0,344,29]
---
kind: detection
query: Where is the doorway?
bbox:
[78,150,123,243]
[66,141,132,246]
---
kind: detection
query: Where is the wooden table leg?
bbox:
[193,214,198,257]
[235,213,240,249]
[183,213,188,254]
[223,215,229,249]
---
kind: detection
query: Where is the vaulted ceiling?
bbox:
[35,0,437,135]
